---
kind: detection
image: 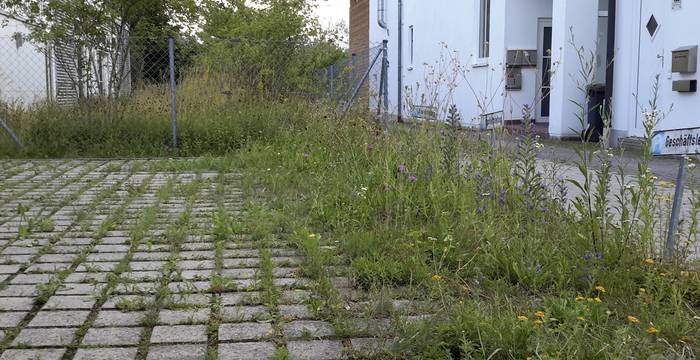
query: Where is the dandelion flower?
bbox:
[627,315,640,324]
[639,288,646,294]
[534,311,545,318]
[308,234,316,239]
[534,320,544,325]
[643,258,655,265]
[595,286,606,293]
[576,316,585,321]
[594,297,602,303]
[646,326,659,334]
[517,315,529,322]
[575,296,586,302]
[431,274,443,282]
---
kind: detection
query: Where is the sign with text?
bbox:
[651,127,700,156]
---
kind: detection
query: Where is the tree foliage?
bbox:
[199,0,346,97]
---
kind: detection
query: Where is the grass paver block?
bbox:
[28,310,91,327]
[74,347,138,360]
[11,327,77,347]
[82,327,143,346]
[146,344,207,360]
[0,348,66,360]
[218,342,277,360]
[218,322,273,341]
[150,325,207,344]
[281,320,335,339]
[93,310,147,327]
[286,340,345,360]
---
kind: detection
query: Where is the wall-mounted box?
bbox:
[672,46,697,73]
[506,50,537,67]
[505,68,522,90]
[672,79,697,93]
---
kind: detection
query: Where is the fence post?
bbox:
[381,40,389,115]
[665,156,688,260]
[0,118,22,149]
[351,53,357,83]
[168,37,178,153]
[329,64,335,100]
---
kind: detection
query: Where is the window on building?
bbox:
[479,0,491,58]
[409,25,414,65]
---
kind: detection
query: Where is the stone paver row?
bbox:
[0,160,111,225]
[0,160,428,360]
[0,160,77,206]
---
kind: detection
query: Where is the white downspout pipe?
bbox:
[378,0,389,34]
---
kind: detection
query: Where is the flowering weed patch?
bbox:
[232,102,700,358]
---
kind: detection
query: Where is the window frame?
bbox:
[409,25,414,67]
[478,0,491,60]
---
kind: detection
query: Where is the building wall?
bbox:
[0,15,49,106]
[613,1,700,139]
[503,0,552,122]
[363,1,700,139]
[349,0,370,57]
[370,0,507,126]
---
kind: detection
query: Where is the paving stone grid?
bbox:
[0,159,424,360]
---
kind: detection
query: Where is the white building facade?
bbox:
[1,11,131,107]
[362,0,699,142]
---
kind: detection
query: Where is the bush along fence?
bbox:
[0,35,389,157]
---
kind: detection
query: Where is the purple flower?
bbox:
[398,164,407,173]
[409,175,417,183]
[367,143,375,151]
[527,261,542,273]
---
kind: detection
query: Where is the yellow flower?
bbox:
[627,315,640,324]
[680,271,689,277]
[575,295,586,302]
[594,297,603,303]
[517,315,529,322]
[643,258,655,265]
[431,274,443,282]
[576,316,585,321]
[534,320,544,325]
[308,234,316,238]
[657,180,674,188]
[535,311,546,318]
[639,288,646,294]
[595,286,606,293]
[659,272,669,277]
[646,326,659,334]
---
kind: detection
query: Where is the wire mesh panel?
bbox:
[0,36,50,107]
[0,33,389,155]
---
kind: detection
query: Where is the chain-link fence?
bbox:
[0,35,389,151]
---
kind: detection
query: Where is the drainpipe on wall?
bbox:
[378,0,389,34]
[605,0,616,114]
[634,0,644,130]
[397,0,403,123]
